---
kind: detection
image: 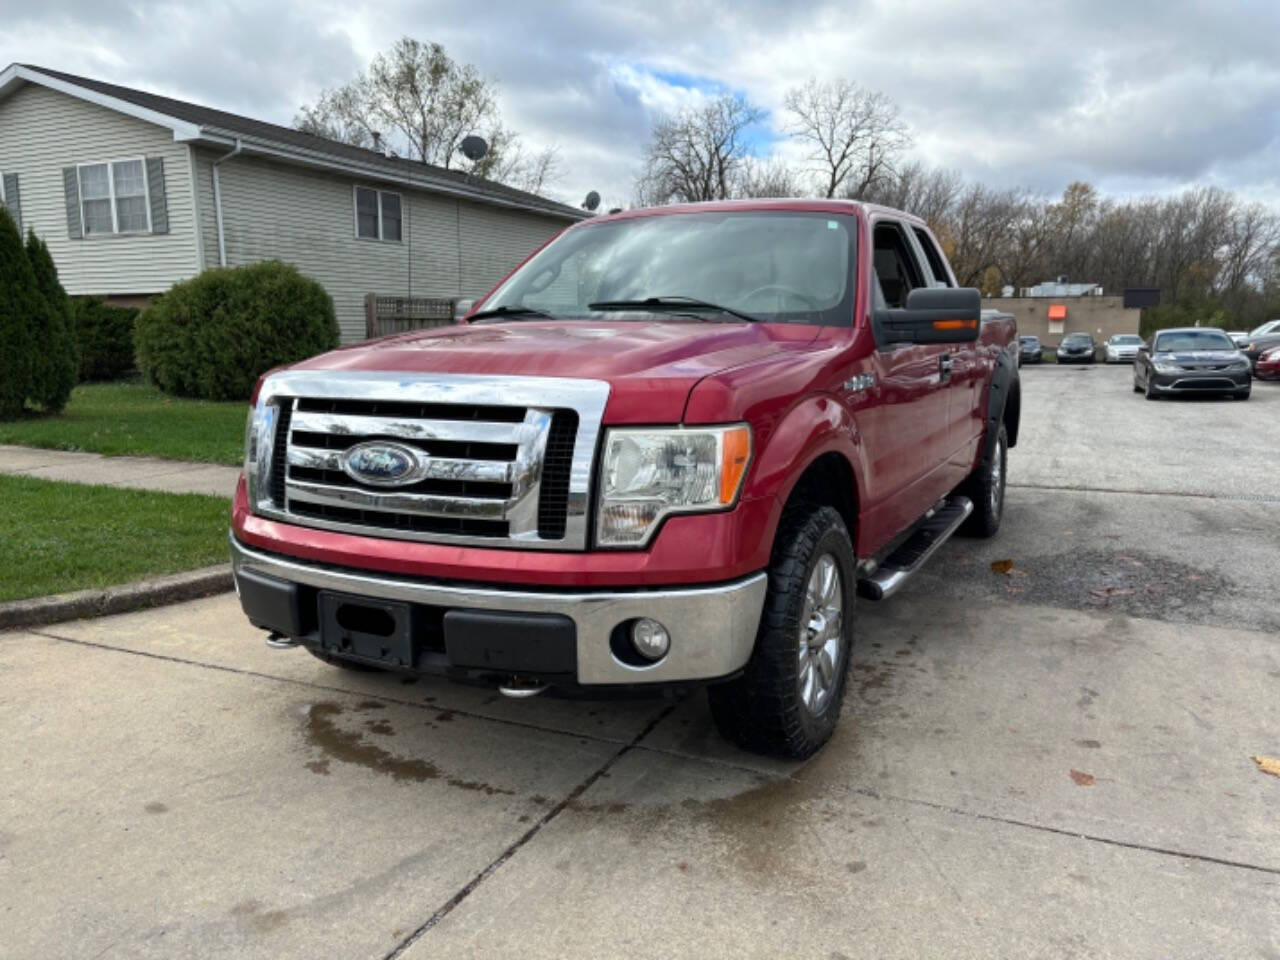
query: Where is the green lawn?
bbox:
[0,381,245,465]
[0,475,230,603]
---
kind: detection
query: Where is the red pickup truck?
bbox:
[231,199,1019,758]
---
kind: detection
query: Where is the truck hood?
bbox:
[290,320,822,423]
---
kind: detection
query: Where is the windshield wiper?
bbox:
[587,296,761,324]
[466,305,556,323]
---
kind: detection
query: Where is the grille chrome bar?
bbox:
[285,478,510,519]
[286,446,517,483]
[289,410,533,446]
[247,371,610,550]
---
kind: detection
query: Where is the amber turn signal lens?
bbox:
[719,426,752,504]
[932,317,978,331]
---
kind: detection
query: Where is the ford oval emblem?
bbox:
[341,441,424,487]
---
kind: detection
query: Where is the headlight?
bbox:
[1262,348,1279,362]
[1227,358,1251,371]
[596,425,751,547]
[243,398,279,508]
[1152,359,1180,373]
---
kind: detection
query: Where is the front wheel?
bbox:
[708,505,855,759]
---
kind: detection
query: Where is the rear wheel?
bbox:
[958,423,1007,538]
[708,504,855,759]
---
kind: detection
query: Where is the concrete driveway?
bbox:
[3,367,1278,959]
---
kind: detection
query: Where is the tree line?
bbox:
[635,81,1280,329]
[298,39,1280,330]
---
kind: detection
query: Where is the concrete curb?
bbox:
[0,565,234,632]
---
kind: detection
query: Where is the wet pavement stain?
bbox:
[143,802,168,814]
[301,702,516,796]
[304,702,439,783]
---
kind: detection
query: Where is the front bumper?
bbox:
[230,535,767,687]
[1057,350,1094,362]
[1147,368,1251,393]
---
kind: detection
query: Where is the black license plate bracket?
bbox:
[318,591,415,667]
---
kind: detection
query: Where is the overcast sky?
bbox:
[6,0,1279,209]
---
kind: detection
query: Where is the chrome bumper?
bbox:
[229,536,767,686]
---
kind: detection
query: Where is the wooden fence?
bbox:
[364,294,458,339]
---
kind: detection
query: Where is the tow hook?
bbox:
[498,676,549,699]
[265,632,299,649]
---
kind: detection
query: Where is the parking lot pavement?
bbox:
[4,365,1278,959]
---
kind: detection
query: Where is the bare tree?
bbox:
[737,158,803,198]
[784,78,910,199]
[636,94,765,205]
[293,36,562,193]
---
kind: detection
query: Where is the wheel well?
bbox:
[1004,376,1021,448]
[784,453,858,536]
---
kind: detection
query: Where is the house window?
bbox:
[79,159,151,235]
[354,186,402,242]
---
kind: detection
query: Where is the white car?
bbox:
[1228,331,1250,347]
[1247,319,1280,339]
[1104,334,1145,363]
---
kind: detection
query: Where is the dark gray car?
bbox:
[1133,328,1252,401]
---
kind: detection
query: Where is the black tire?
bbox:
[306,647,384,672]
[958,422,1007,538]
[707,504,855,760]
[1234,389,1251,401]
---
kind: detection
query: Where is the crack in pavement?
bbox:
[382,704,677,960]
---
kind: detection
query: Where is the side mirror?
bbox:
[875,287,982,344]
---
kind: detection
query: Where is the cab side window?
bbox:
[912,228,952,287]
[872,222,925,308]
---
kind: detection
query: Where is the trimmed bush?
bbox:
[25,230,79,412]
[0,208,38,419]
[135,260,340,401]
[72,297,139,381]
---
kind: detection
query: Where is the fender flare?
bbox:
[981,347,1020,465]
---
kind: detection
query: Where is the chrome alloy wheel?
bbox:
[797,553,844,715]
[990,433,1005,517]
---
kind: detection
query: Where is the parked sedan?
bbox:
[1104,334,1145,363]
[1133,328,1252,400]
[1243,332,1280,374]
[1248,319,1280,339]
[1018,335,1044,364]
[1057,333,1097,363]
[1257,345,1280,380]
[1228,331,1250,347]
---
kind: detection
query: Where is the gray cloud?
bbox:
[5,0,1278,207]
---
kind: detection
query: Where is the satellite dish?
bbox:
[582,191,601,212]
[460,135,489,163]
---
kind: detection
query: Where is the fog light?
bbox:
[631,618,670,661]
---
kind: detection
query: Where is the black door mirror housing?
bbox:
[875,287,982,345]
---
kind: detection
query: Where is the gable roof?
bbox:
[0,63,585,221]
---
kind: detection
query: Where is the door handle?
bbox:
[939,353,953,383]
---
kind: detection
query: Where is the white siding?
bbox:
[192,148,567,342]
[0,83,199,295]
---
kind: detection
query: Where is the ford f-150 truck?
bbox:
[231,199,1019,758]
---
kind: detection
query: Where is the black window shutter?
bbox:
[62,167,83,240]
[146,157,169,234]
[1,173,19,233]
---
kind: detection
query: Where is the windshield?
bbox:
[1020,336,1039,345]
[1154,330,1235,352]
[1062,334,1092,344]
[1111,335,1143,344]
[481,211,856,326]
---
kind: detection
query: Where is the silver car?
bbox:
[1104,334,1145,363]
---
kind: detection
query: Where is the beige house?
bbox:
[0,64,584,342]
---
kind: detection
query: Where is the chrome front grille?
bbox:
[247,372,610,550]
